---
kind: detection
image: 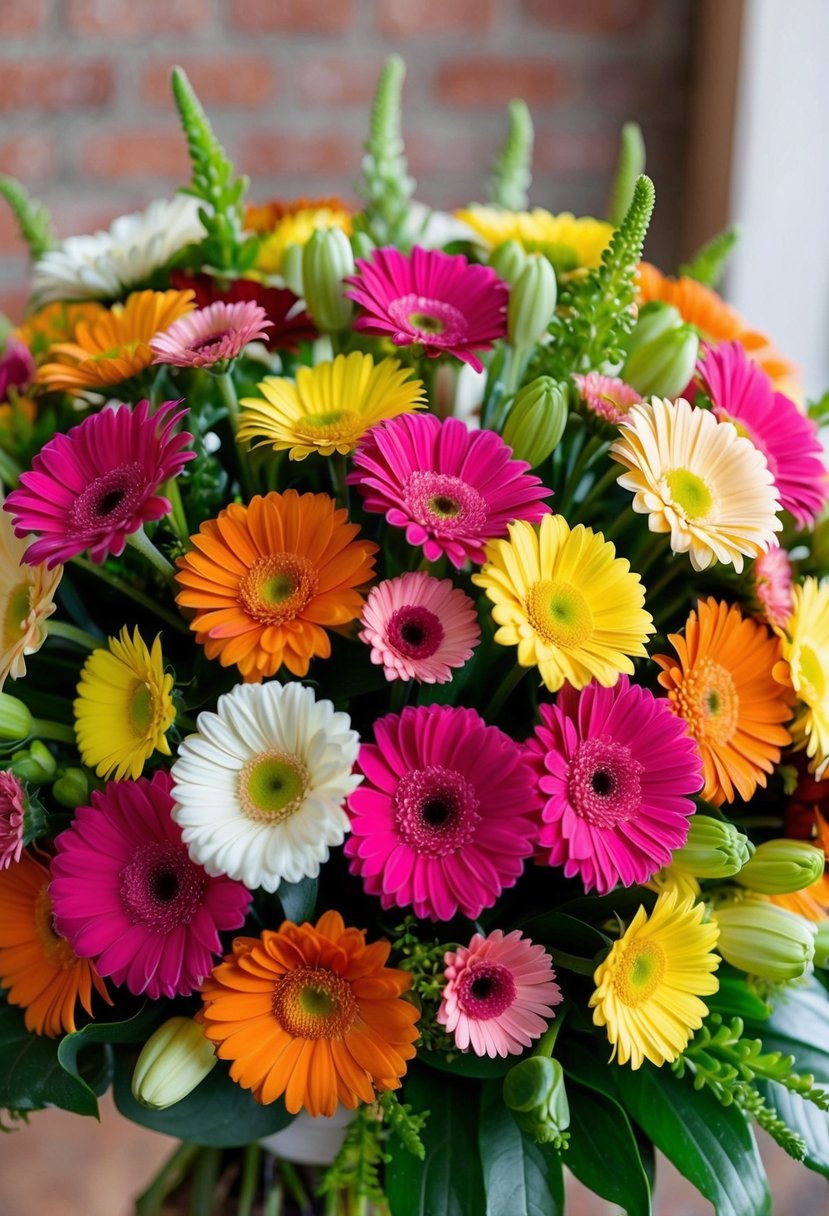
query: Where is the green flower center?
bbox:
[297,409,361,443]
[2,582,31,648]
[238,553,319,625]
[272,966,358,1040]
[666,468,714,519]
[526,579,594,649]
[796,643,826,703]
[129,682,153,735]
[408,311,445,335]
[615,940,666,1007]
[427,494,461,519]
[239,750,309,823]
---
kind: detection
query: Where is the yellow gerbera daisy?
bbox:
[590,888,720,1069]
[36,289,195,395]
[471,515,654,692]
[455,205,613,271]
[610,396,781,572]
[0,506,62,689]
[254,206,352,276]
[238,352,425,461]
[777,578,829,777]
[74,626,175,781]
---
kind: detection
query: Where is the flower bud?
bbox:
[131,1017,217,1110]
[507,255,557,349]
[279,242,305,299]
[622,301,700,398]
[350,230,376,262]
[713,899,817,981]
[302,227,355,333]
[51,766,91,809]
[814,922,829,969]
[0,693,33,744]
[0,336,36,400]
[503,1055,570,1147]
[671,815,753,879]
[488,240,528,287]
[10,740,56,784]
[736,839,825,895]
[501,377,568,468]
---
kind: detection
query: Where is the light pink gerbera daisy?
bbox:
[359,571,481,683]
[348,413,551,568]
[50,770,250,999]
[0,771,26,870]
[754,545,794,629]
[149,300,272,369]
[438,930,562,1058]
[696,341,827,528]
[572,372,642,425]
[4,400,194,568]
[345,705,540,921]
[527,677,703,895]
[345,246,509,372]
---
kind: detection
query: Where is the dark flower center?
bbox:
[457,962,516,1020]
[386,605,444,661]
[393,765,480,858]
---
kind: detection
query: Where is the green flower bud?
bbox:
[350,230,376,262]
[10,740,56,784]
[714,899,817,981]
[501,376,568,468]
[280,242,305,298]
[0,693,33,744]
[622,301,700,397]
[814,922,829,969]
[301,227,355,333]
[503,1055,570,1147]
[52,766,91,809]
[671,815,753,879]
[132,1017,217,1110]
[488,239,528,287]
[507,255,557,349]
[626,301,683,348]
[736,839,825,895]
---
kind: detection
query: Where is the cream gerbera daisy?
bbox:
[74,627,175,781]
[589,888,720,1069]
[238,352,425,461]
[472,515,654,692]
[610,397,781,573]
[778,577,829,777]
[0,506,62,689]
[171,681,361,892]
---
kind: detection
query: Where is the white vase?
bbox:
[258,1105,356,1166]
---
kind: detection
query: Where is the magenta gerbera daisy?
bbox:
[437,930,562,1058]
[527,677,703,895]
[149,300,272,369]
[345,246,509,372]
[696,341,827,527]
[49,770,250,999]
[348,413,551,567]
[359,571,481,683]
[573,372,642,425]
[4,400,194,568]
[0,771,25,871]
[345,704,540,921]
[753,545,793,629]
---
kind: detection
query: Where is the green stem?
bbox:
[31,718,75,744]
[329,451,350,509]
[571,462,621,523]
[215,369,240,433]
[126,527,176,581]
[0,447,21,488]
[71,556,189,634]
[263,1175,284,1216]
[482,344,513,430]
[390,680,411,714]
[163,475,189,542]
[278,1160,311,1212]
[46,620,101,650]
[535,1005,568,1057]
[135,1142,202,1216]
[485,664,528,720]
[237,1143,262,1216]
[188,1146,221,1216]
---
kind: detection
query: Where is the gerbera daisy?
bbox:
[349,413,551,568]
[590,888,720,1068]
[238,352,425,461]
[0,770,26,870]
[36,289,195,394]
[610,396,781,573]
[455,206,613,271]
[149,300,272,369]
[653,597,792,804]
[14,301,106,361]
[345,247,509,372]
[175,490,377,681]
[472,515,654,692]
[527,678,703,895]
[251,201,353,276]
[573,372,642,425]
[4,399,194,568]
[777,578,829,777]
[74,626,176,781]
[696,342,827,527]
[345,704,540,921]
[199,911,419,1117]
[50,771,250,1000]
[437,930,562,1058]
[0,852,110,1036]
[753,545,793,630]
[171,681,361,892]
[169,271,317,352]
[0,504,62,688]
[359,571,481,683]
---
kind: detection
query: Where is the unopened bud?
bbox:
[507,255,557,349]
[503,1055,570,1148]
[714,898,816,982]
[488,240,528,287]
[10,740,56,784]
[623,302,699,398]
[736,839,825,895]
[302,228,355,333]
[814,922,829,969]
[280,242,305,299]
[0,693,33,744]
[502,376,568,468]
[52,766,91,809]
[131,1018,217,1110]
[671,816,752,879]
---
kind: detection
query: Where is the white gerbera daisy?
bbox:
[170,682,361,892]
[32,196,206,305]
[610,396,781,573]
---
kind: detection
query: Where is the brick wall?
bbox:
[0,0,694,320]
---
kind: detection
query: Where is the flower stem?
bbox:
[535,1006,568,1057]
[162,474,189,542]
[31,718,75,744]
[46,620,101,650]
[215,369,240,432]
[126,527,176,581]
[0,447,21,488]
[71,556,189,633]
[135,1143,202,1216]
[237,1143,262,1216]
[485,663,528,720]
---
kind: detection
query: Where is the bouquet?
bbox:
[0,57,828,1215]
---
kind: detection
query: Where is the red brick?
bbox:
[0,209,23,256]
[377,0,494,36]
[585,58,687,118]
[0,61,114,112]
[294,58,388,107]
[68,0,210,36]
[437,58,569,107]
[0,283,29,324]
[229,0,353,32]
[0,135,56,183]
[141,58,276,108]
[523,0,657,34]
[241,130,359,179]
[0,0,46,35]
[534,129,619,176]
[405,131,493,176]
[80,131,192,181]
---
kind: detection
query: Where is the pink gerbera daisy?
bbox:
[437,930,562,1058]
[754,545,794,629]
[527,677,703,895]
[696,341,827,527]
[170,270,318,352]
[50,770,250,999]
[150,300,272,369]
[573,372,642,425]
[359,571,481,683]
[0,771,26,870]
[349,413,551,567]
[345,704,540,921]
[345,246,509,372]
[4,400,194,568]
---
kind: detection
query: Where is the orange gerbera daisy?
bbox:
[36,289,194,394]
[653,598,793,806]
[199,911,419,1117]
[772,804,829,922]
[0,852,110,1036]
[176,490,377,681]
[15,301,106,361]
[637,263,799,396]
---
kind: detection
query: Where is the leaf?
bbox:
[57,1005,163,1101]
[758,1080,829,1179]
[746,978,829,1081]
[707,972,772,1023]
[278,875,319,924]
[566,1081,652,1216]
[517,911,610,971]
[478,1079,564,1216]
[418,1047,514,1080]
[0,1004,99,1118]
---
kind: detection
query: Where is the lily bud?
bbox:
[279,242,305,299]
[814,922,829,969]
[713,899,816,982]
[488,240,528,287]
[350,230,376,262]
[52,766,91,809]
[0,693,33,744]
[302,227,355,333]
[10,740,56,784]
[131,1017,217,1110]
[671,815,753,879]
[501,377,568,468]
[507,255,557,349]
[736,839,825,895]
[622,301,699,398]
[503,1055,570,1148]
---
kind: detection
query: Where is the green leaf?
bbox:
[758,1080,829,1179]
[278,875,319,924]
[0,176,57,261]
[707,972,772,1023]
[567,1081,652,1216]
[678,225,739,290]
[607,122,646,227]
[747,978,829,1081]
[478,1079,564,1216]
[57,1004,163,1102]
[517,911,610,972]
[387,1069,485,1216]
[0,1003,99,1118]
[419,1047,515,1080]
